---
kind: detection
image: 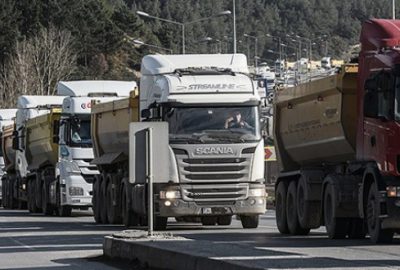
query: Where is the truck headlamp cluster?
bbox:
[249,188,266,197]
[160,190,181,200]
[69,186,84,196]
[386,186,400,197]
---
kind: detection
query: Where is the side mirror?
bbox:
[364,91,378,118]
[12,131,19,150]
[141,109,150,119]
[53,120,60,144]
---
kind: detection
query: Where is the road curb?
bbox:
[103,235,261,270]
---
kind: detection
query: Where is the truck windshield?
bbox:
[164,106,261,143]
[70,118,92,147]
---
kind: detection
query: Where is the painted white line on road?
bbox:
[9,238,34,251]
[211,255,310,260]
[0,227,42,231]
[0,243,102,250]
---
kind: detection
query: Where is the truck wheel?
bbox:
[240,215,259,228]
[297,176,320,229]
[154,216,168,230]
[286,181,310,235]
[28,182,39,213]
[56,183,72,217]
[3,179,9,208]
[201,217,217,226]
[323,183,347,239]
[106,180,121,224]
[367,185,394,243]
[59,205,72,217]
[92,176,102,223]
[100,177,108,224]
[42,184,54,215]
[276,181,289,234]
[347,218,366,239]
[121,183,139,227]
[217,215,232,226]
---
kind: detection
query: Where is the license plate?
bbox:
[202,207,229,215]
[211,207,229,215]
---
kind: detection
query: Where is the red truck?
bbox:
[274,19,400,243]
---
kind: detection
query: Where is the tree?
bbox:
[0,26,77,107]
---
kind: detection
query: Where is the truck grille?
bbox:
[181,184,249,202]
[177,157,251,183]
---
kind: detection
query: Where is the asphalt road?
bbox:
[0,208,399,270]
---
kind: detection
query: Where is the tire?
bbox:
[297,176,320,229]
[347,218,366,239]
[42,184,54,215]
[92,176,102,223]
[121,183,139,227]
[35,177,42,211]
[240,215,259,229]
[28,181,40,213]
[106,176,121,224]
[276,181,289,234]
[286,181,310,235]
[56,183,72,217]
[154,216,168,230]
[323,183,347,239]
[100,176,108,224]
[367,184,394,243]
[201,216,217,226]
[217,215,232,226]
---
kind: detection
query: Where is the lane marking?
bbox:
[211,255,310,260]
[0,243,102,250]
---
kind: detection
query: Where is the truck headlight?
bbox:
[249,188,265,197]
[69,186,84,196]
[386,186,400,197]
[160,190,181,200]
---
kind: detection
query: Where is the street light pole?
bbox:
[393,0,396,19]
[244,34,258,68]
[233,0,237,53]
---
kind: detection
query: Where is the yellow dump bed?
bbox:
[91,91,139,165]
[274,64,358,172]
[25,108,61,170]
[2,123,16,172]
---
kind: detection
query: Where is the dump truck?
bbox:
[91,54,266,229]
[9,95,66,209]
[21,81,135,216]
[274,19,400,243]
[0,109,17,206]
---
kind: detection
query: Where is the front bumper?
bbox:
[60,174,93,207]
[159,196,266,217]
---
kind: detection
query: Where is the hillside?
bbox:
[0,0,396,106]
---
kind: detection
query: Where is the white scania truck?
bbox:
[91,54,266,229]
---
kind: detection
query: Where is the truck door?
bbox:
[363,70,394,172]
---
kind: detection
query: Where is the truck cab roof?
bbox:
[17,95,65,109]
[141,54,249,75]
[57,80,137,97]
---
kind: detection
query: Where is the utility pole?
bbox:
[393,0,396,19]
[233,0,237,53]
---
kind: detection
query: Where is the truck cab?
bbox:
[139,54,266,227]
[54,81,136,215]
